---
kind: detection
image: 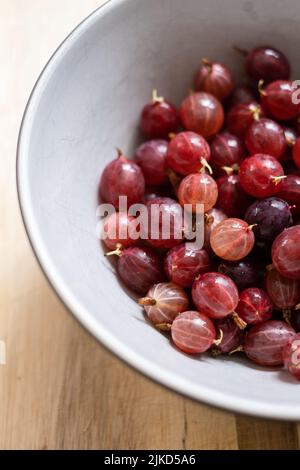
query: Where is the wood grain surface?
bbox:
[0,0,299,450]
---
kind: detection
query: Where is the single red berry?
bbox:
[166,131,211,175]
[138,282,189,327]
[239,154,285,198]
[142,197,183,249]
[192,272,239,319]
[99,151,145,208]
[283,333,300,381]
[244,321,295,366]
[216,174,253,218]
[236,288,273,325]
[164,242,211,287]
[180,92,224,138]
[178,173,218,213]
[102,212,137,250]
[226,101,264,139]
[134,140,169,186]
[277,174,300,215]
[171,311,217,354]
[272,226,300,280]
[210,218,255,261]
[245,118,286,160]
[195,58,235,101]
[245,46,290,83]
[140,90,179,138]
[210,131,245,173]
[116,246,165,294]
[260,80,300,120]
[266,266,300,310]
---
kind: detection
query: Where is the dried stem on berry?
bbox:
[156,323,172,332]
[213,328,224,346]
[138,297,157,307]
[232,312,247,330]
[152,89,164,103]
[200,157,213,175]
[228,345,244,355]
[272,175,287,186]
[283,309,292,325]
[258,79,266,96]
[105,244,123,257]
[233,45,248,57]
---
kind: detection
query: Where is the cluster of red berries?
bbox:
[99,46,300,381]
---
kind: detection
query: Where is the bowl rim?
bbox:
[16,0,300,421]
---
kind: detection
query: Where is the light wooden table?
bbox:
[0,0,299,450]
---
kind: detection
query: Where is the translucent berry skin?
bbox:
[216,174,253,218]
[260,80,300,121]
[228,84,257,108]
[166,131,211,175]
[227,101,264,139]
[266,267,300,309]
[140,282,189,326]
[244,321,295,366]
[272,226,300,280]
[210,218,255,261]
[213,317,244,354]
[100,155,145,209]
[244,197,293,243]
[192,272,239,319]
[102,212,137,250]
[171,311,216,354]
[178,173,218,213]
[218,260,259,291]
[164,243,210,287]
[236,288,273,325]
[292,137,300,169]
[210,131,245,171]
[204,208,227,252]
[239,154,285,198]
[283,333,300,381]
[277,175,300,215]
[134,140,168,186]
[140,99,178,139]
[245,118,286,160]
[117,247,164,294]
[195,60,235,101]
[245,46,290,83]
[142,197,183,249]
[179,92,224,138]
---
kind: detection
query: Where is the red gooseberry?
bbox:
[102,212,137,250]
[178,173,218,213]
[134,139,169,186]
[166,131,211,175]
[283,333,300,381]
[260,80,300,121]
[226,101,264,139]
[245,118,287,160]
[194,58,235,101]
[235,287,273,325]
[140,89,179,138]
[171,311,217,354]
[210,218,255,261]
[272,226,300,280]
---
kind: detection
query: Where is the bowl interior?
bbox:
[18,0,300,419]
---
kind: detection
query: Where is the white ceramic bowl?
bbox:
[17,0,300,420]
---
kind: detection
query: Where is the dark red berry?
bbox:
[239,154,285,198]
[245,46,290,83]
[140,90,178,138]
[245,118,286,160]
[216,174,253,217]
[260,80,300,121]
[166,131,211,175]
[227,101,264,139]
[134,140,168,186]
[195,58,235,101]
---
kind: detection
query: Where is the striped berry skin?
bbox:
[245,46,290,83]
[266,267,300,310]
[100,154,145,209]
[171,311,216,354]
[117,247,164,295]
[192,272,239,319]
[227,101,264,139]
[178,173,218,213]
[204,208,227,252]
[210,218,255,261]
[283,333,300,381]
[245,118,287,160]
[140,98,178,139]
[244,321,295,366]
[179,92,224,138]
[134,139,169,186]
[210,131,245,172]
[235,288,273,325]
[164,243,211,288]
[139,283,189,326]
[239,154,285,198]
[194,60,235,101]
[166,131,211,176]
[260,80,300,121]
[272,226,300,280]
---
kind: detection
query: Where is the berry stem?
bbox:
[211,348,222,357]
[221,166,234,176]
[228,345,244,355]
[200,157,213,175]
[202,57,213,71]
[272,175,287,186]
[247,224,258,231]
[152,89,164,103]
[233,45,248,57]
[258,79,266,97]
[213,328,224,346]
[138,297,156,307]
[204,213,214,225]
[156,323,172,332]
[116,147,123,158]
[105,244,123,257]
[283,309,291,325]
[232,312,247,330]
